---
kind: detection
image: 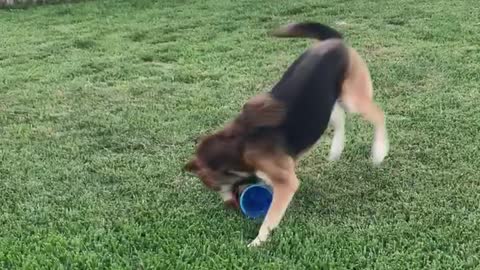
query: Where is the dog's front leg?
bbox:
[245,154,299,247]
[248,179,298,247]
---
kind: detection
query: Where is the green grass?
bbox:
[1,0,479,268]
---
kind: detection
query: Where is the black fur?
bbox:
[247,41,349,156]
[272,22,343,40]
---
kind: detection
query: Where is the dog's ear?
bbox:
[241,93,286,127]
[219,121,242,138]
[184,158,200,172]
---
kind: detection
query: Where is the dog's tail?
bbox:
[271,22,343,41]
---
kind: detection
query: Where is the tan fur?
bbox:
[310,39,343,55]
[244,149,298,246]
[241,93,286,128]
[337,47,389,164]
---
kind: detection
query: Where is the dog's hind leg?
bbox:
[328,102,346,161]
[341,48,389,164]
[355,97,389,164]
[341,92,388,164]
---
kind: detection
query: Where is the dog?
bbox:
[184,22,389,247]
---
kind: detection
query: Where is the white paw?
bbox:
[328,148,342,161]
[372,139,389,165]
[247,237,265,247]
[328,137,344,161]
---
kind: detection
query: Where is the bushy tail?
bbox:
[271,22,343,41]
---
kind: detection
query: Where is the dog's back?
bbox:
[246,40,349,156]
[275,40,348,155]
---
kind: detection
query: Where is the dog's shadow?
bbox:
[292,156,397,221]
[221,148,399,243]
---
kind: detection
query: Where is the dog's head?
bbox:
[185,126,253,192]
[184,93,286,193]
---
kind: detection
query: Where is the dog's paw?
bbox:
[328,134,344,161]
[247,232,269,247]
[328,150,342,161]
[372,139,389,165]
[247,237,265,247]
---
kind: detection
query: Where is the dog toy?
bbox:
[232,177,273,219]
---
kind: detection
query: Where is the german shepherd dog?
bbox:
[185,22,389,246]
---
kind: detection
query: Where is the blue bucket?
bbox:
[239,184,273,219]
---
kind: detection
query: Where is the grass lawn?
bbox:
[1,0,479,268]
